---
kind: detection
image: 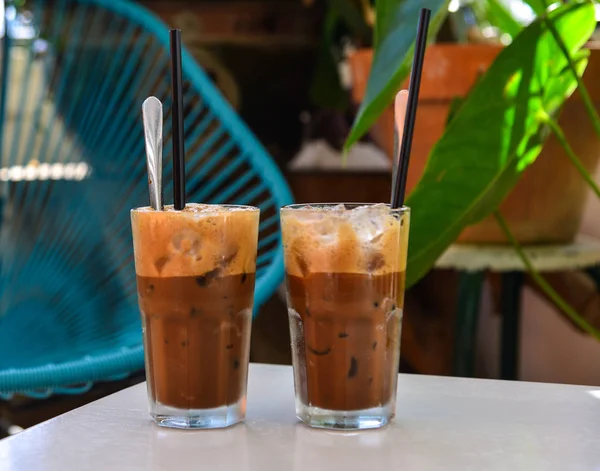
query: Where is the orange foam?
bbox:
[281,205,409,277]
[131,204,259,278]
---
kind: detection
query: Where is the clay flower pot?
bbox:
[349,44,600,244]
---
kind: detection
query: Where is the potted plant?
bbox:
[306,0,600,367]
[315,0,600,249]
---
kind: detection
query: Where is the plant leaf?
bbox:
[404,2,596,288]
[522,0,547,15]
[310,0,372,109]
[445,97,464,127]
[345,0,451,151]
[485,0,523,37]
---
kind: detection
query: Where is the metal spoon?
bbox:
[142,96,163,210]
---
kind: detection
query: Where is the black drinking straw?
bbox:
[170,29,186,210]
[391,8,431,209]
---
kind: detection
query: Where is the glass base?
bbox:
[296,402,392,430]
[150,398,245,429]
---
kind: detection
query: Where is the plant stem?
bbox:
[543,11,600,139]
[359,0,375,28]
[494,211,600,342]
[543,115,600,199]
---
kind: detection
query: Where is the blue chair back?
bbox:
[0,0,293,396]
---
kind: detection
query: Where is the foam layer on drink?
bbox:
[281,204,409,277]
[131,204,259,278]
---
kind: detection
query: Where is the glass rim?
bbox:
[131,203,259,212]
[281,203,410,212]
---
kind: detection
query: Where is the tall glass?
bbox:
[131,204,259,429]
[281,203,410,430]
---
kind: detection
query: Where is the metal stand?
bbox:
[440,238,600,381]
[499,272,524,380]
[453,271,484,377]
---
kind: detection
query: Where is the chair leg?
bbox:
[453,271,485,377]
[1,421,23,436]
[500,271,525,380]
[0,400,23,438]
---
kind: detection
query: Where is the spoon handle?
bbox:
[142,97,163,210]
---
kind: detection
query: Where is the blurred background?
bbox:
[1,0,600,436]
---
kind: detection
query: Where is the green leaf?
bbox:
[345,0,451,151]
[522,0,547,15]
[445,96,465,127]
[485,0,523,37]
[404,2,596,288]
[445,73,485,127]
[310,0,370,109]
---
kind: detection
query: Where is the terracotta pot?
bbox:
[349,44,600,244]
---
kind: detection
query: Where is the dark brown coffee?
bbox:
[137,272,255,410]
[286,271,405,411]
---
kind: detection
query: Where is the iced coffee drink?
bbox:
[131,204,259,429]
[281,203,410,429]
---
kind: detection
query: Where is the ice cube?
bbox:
[292,208,326,224]
[367,252,385,271]
[218,245,239,269]
[295,251,310,277]
[314,217,340,245]
[171,229,201,256]
[154,256,170,274]
[289,206,343,246]
[347,204,389,242]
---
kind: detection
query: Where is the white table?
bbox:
[1,363,599,471]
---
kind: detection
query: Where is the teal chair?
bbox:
[0,0,293,397]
